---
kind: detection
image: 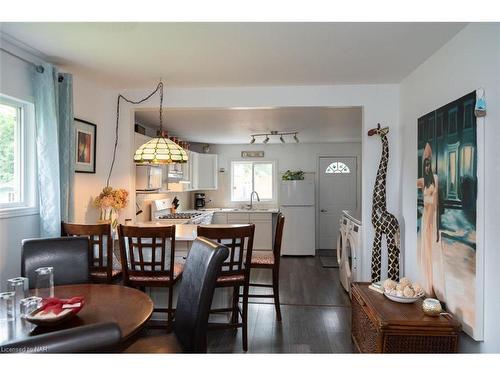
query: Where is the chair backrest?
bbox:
[175,237,229,353]
[273,213,285,260]
[21,237,90,288]
[196,224,255,278]
[61,222,114,280]
[117,225,176,283]
[0,322,122,353]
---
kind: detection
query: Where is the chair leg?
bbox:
[167,284,174,333]
[272,267,282,322]
[242,284,249,352]
[231,286,239,324]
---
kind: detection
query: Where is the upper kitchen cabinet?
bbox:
[189,152,218,191]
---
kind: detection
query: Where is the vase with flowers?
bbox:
[93,186,129,230]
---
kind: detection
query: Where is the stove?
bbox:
[151,199,213,225]
[158,212,203,220]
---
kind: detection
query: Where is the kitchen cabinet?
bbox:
[185,152,218,191]
[216,212,272,250]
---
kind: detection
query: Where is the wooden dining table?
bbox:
[0,284,154,345]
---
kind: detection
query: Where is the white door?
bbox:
[318,157,357,249]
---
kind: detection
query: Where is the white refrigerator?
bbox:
[280,180,316,256]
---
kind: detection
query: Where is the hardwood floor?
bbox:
[207,254,353,353]
[135,254,354,353]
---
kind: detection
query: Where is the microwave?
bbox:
[136,165,163,191]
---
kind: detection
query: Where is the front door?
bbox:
[319,157,358,249]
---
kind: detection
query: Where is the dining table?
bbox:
[0,284,154,345]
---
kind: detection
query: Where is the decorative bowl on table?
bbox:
[384,291,425,304]
[24,297,85,327]
[382,277,425,304]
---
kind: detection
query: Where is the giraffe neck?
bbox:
[373,135,389,210]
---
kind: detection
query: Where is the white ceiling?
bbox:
[135,106,362,144]
[1,22,466,88]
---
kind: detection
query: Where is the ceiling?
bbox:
[135,106,362,144]
[1,22,466,88]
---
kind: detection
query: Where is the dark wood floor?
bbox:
[208,255,352,353]
[137,254,353,353]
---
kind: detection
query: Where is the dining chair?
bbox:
[196,224,255,352]
[124,236,229,353]
[248,213,285,321]
[0,322,122,353]
[118,224,182,331]
[61,222,122,283]
[21,237,90,288]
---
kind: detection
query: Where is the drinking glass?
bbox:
[7,277,29,316]
[19,296,43,318]
[0,292,16,322]
[35,267,54,299]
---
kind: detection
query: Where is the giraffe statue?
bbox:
[367,124,401,282]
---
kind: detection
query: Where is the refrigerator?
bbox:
[280,180,316,256]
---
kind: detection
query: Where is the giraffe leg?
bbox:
[371,230,383,283]
[387,232,400,281]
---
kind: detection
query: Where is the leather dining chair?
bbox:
[0,322,122,353]
[124,236,229,353]
[21,237,90,288]
[61,222,122,283]
[248,213,285,321]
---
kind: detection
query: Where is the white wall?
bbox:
[0,45,40,290]
[118,84,400,281]
[399,23,500,352]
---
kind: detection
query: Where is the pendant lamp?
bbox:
[133,82,188,165]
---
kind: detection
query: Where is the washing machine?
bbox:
[336,216,349,266]
[339,211,362,293]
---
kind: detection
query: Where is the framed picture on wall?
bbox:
[74,118,96,173]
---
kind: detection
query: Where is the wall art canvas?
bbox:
[75,118,96,173]
[417,91,483,340]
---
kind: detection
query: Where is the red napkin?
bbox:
[40,296,85,316]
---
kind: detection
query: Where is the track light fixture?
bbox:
[249,130,300,144]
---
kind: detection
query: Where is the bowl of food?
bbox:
[382,277,425,304]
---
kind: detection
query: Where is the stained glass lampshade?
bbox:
[134,136,188,164]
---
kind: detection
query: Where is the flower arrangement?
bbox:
[93,187,129,228]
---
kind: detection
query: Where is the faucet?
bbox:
[249,191,260,210]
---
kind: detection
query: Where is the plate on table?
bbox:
[24,297,85,327]
[384,291,424,304]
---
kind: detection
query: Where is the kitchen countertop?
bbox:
[133,223,250,241]
[200,208,280,213]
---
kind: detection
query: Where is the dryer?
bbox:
[338,211,362,293]
[336,216,349,266]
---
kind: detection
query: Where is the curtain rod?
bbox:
[0,47,45,73]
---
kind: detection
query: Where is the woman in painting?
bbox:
[417,143,445,300]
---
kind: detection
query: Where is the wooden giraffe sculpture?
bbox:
[367,124,401,282]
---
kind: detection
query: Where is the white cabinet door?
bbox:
[196,153,218,190]
[212,212,228,224]
[227,213,249,224]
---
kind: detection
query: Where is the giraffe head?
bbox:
[367,123,389,137]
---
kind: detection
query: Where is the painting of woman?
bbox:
[417,143,446,300]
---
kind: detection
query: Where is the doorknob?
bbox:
[320,209,327,212]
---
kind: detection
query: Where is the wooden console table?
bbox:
[351,282,461,353]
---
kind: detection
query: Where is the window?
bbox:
[0,95,36,215]
[231,161,275,202]
[325,162,350,174]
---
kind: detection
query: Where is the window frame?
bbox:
[230,159,277,203]
[0,94,38,218]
